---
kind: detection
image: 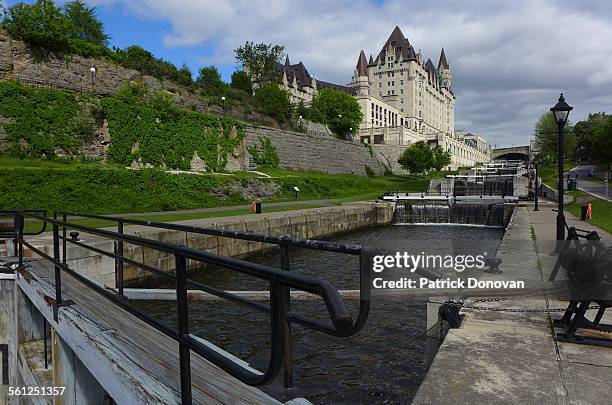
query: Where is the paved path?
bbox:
[414,202,612,404]
[577,178,611,201]
[568,165,610,201]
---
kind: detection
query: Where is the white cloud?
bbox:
[88,0,612,146]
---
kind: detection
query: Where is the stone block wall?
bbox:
[17,203,394,286]
[245,126,384,176]
[371,144,409,174]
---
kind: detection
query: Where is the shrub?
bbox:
[364,165,376,177]
[254,83,293,124]
[196,66,225,95]
[1,0,73,52]
[397,141,435,174]
[246,136,280,168]
[230,70,253,94]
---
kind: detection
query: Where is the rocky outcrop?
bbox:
[0,30,276,127]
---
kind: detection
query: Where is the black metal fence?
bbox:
[6,210,370,404]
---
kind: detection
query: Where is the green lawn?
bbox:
[565,191,612,235]
[539,162,576,188]
[0,158,452,215]
[20,203,325,234]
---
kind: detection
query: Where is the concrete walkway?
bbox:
[413,202,612,404]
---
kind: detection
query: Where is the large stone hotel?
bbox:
[277,26,490,171]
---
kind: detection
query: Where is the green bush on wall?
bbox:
[103,98,245,171]
[0,81,96,157]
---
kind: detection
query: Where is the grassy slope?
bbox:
[539,162,577,188]
[565,192,612,235]
[537,163,612,234]
[1,158,453,215]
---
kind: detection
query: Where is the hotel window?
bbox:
[392,81,394,86]
[400,89,403,94]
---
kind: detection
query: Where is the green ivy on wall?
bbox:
[103,98,245,171]
[0,81,246,171]
[0,81,96,157]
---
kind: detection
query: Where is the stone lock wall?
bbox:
[19,203,394,286]
[244,126,384,176]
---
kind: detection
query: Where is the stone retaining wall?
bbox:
[20,203,394,286]
[245,126,384,175]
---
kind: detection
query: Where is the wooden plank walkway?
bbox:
[16,258,282,405]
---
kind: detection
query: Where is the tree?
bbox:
[432,146,452,171]
[254,83,293,124]
[176,64,193,87]
[398,141,435,174]
[310,88,363,138]
[230,70,253,94]
[534,112,576,161]
[574,112,608,162]
[235,41,284,86]
[196,66,225,94]
[62,0,108,45]
[589,114,612,168]
[1,0,72,51]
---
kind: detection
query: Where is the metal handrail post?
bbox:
[175,254,192,405]
[62,213,67,264]
[16,213,24,268]
[52,222,62,322]
[117,221,124,296]
[280,243,293,389]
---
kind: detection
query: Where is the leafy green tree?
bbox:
[113,45,189,85]
[398,141,435,174]
[254,83,293,124]
[589,114,612,168]
[235,41,284,86]
[432,146,452,171]
[1,0,72,51]
[534,112,576,161]
[196,66,225,94]
[230,70,252,94]
[176,64,193,86]
[62,0,108,45]
[310,88,363,138]
[574,113,608,162]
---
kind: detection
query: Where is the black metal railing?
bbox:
[8,210,370,404]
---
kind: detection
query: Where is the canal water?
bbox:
[134,224,503,404]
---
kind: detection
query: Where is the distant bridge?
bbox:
[491,145,530,161]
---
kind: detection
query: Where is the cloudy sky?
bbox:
[4,0,612,146]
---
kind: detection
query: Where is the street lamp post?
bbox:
[550,93,573,241]
[533,153,540,211]
[89,67,96,92]
[221,96,226,115]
